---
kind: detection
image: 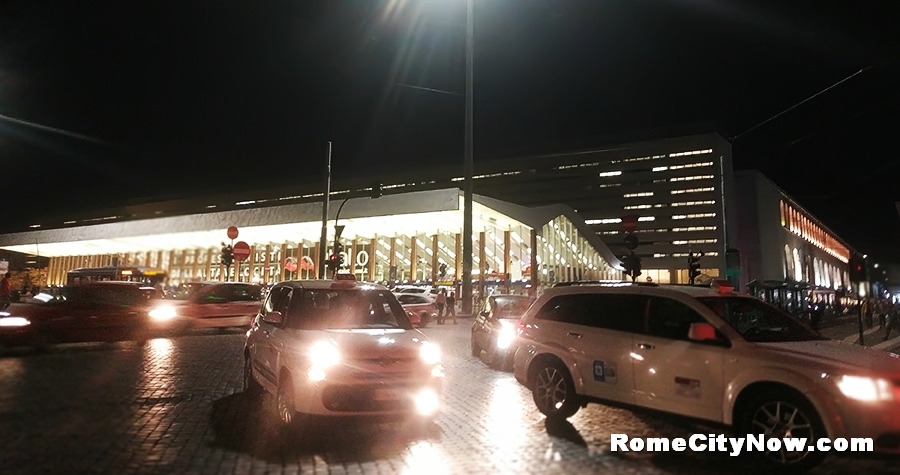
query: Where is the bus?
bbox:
[66,266,168,287]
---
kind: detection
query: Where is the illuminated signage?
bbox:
[780,201,849,263]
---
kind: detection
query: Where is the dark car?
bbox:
[147,282,263,331]
[0,282,156,349]
[470,294,534,370]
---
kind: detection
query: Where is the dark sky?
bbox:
[1,1,899,260]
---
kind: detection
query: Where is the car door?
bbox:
[534,292,645,404]
[631,296,727,422]
[252,286,292,387]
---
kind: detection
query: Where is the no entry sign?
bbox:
[232,241,251,261]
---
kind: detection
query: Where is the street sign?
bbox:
[227,226,239,240]
[622,215,638,234]
[624,234,639,251]
[284,257,298,272]
[232,241,251,261]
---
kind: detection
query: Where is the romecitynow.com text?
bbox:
[611,434,873,456]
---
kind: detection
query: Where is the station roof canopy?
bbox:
[0,188,620,267]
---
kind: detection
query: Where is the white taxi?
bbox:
[513,281,900,471]
[243,274,443,429]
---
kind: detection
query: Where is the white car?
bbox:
[513,281,900,471]
[243,274,443,430]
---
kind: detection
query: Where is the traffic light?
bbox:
[439,263,448,278]
[688,251,703,284]
[220,243,234,267]
[333,241,345,267]
[622,252,642,282]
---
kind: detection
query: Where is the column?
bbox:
[248,245,256,282]
[191,249,200,281]
[409,236,418,282]
[280,243,287,281]
[350,239,358,277]
[145,251,152,268]
[389,236,397,282]
[455,233,462,285]
[156,251,164,272]
[504,230,511,294]
[530,229,539,297]
[479,231,486,298]
[368,240,376,282]
[263,244,271,283]
[431,234,439,282]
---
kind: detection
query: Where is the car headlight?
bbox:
[0,317,31,327]
[496,321,516,350]
[149,306,177,321]
[310,341,340,368]
[420,341,441,365]
[837,375,894,402]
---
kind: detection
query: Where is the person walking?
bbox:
[447,291,457,324]
[0,272,11,310]
[435,289,447,324]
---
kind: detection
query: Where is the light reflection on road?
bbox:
[401,440,451,475]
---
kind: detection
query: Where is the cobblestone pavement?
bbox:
[1,322,899,474]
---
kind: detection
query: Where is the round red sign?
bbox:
[284,257,298,272]
[227,226,239,240]
[232,241,251,261]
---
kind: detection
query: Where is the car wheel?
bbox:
[275,374,299,430]
[243,355,263,396]
[740,390,828,472]
[532,359,580,419]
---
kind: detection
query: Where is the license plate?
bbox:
[373,388,402,401]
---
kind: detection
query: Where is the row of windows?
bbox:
[587,213,716,225]
[623,200,717,210]
[599,226,717,234]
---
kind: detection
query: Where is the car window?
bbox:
[646,297,707,340]
[397,294,417,304]
[492,296,532,318]
[535,293,645,333]
[284,289,412,330]
[698,296,824,342]
[262,287,291,321]
[227,284,262,301]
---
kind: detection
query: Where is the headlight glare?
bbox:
[149,306,177,321]
[310,342,340,368]
[0,317,31,327]
[837,375,894,401]
[496,320,516,350]
[420,341,440,365]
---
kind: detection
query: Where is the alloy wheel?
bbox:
[535,366,568,413]
[750,400,815,464]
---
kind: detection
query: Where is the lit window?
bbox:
[672,213,717,220]
[653,253,668,258]
[671,187,715,194]
[672,226,717,232]
[669,161,714,170]
[586,218,622,224]
[669,149,713,157]
[652,166,669,172]
[624,192,654,198]
[598,171,622,177]
[672,239,718,245]
[669,175,715,182]
[600,231,619,235]
[671,200,716,207]
[638,216,655,222]
[597,183,621,188]
[624,204,652,210]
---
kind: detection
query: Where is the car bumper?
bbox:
[291,371,443,418]
[831,398,900,452]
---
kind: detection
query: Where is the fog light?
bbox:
[307,366,327,382]
[415,389,439,416]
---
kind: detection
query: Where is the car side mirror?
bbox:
[264,310,284,325]
[688,322,718,341]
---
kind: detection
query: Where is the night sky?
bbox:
[1,1,898,260]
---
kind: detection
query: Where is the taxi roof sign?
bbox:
[334,273,356,281]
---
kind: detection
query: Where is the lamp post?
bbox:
[318,142,332,279]
[461,0,475,315]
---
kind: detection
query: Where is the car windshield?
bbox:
[697,296,825,343]
[286,288,412,330]
[492,296,532,318]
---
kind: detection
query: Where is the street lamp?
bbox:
[461,0,475,315]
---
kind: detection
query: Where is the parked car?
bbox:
[513,280,900,472]
[396,293,438,327]
[471,294,534,370]
[243,274,443,432]
[393,287,437,304]
[148,282,263,331]
[0,282,156,349]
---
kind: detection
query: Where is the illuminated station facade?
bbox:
[0,132,861,303]
[0,189,621,296]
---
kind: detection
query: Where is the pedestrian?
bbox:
[0,272,11,310]
[435,289,447,324]
[884,303,900,341]
[447,291,457,324]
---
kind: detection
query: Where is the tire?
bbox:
[243,355,263,396]
[532,359,581,419]
[739,390,828,472]
[275,373,301,434]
